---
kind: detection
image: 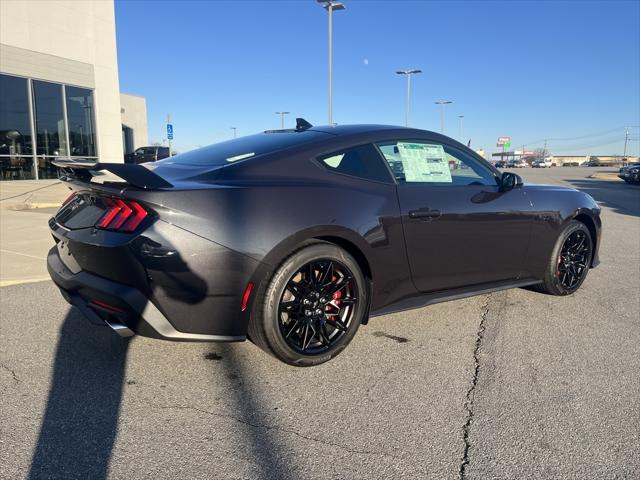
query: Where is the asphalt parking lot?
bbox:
[1,168,638,479]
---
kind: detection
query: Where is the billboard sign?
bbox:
[497,136,511,145]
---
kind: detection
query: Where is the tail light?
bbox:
[96,198,149,232]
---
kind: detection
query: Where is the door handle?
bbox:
[408,208,442,220]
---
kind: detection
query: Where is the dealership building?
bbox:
[0,0,147,181]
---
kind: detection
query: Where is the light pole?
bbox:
[275,111,290,129]
[623,127,629,160]
[231,127,237,139]
[396,69,422,127]
[318,1,345,126]
[435,100,453,134]
[457,115,464,141]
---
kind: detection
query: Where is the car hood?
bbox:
[524,183,600,209]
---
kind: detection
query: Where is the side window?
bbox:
[376,140,497,186]
[319,144,393,183]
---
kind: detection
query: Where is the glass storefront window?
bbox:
[65,86,96,157]
[0,74,35,180]
[32,80,68,179]
[0,74,98,181]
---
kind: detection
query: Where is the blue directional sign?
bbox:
[166,123,174,140]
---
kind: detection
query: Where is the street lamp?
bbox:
[275,111,290,130]
[317,0,345,126]
[396,69,422,127]
[435,100,453,134]
[231,127,237,139]
[457,115,464,141]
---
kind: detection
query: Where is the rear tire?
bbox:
[534,220,593,296]
[248,243,368,366]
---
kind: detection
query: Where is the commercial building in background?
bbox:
[546,155,638,166]
[0,0,147,181]
[120,93,149,153]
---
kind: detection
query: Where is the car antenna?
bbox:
[295,118,313,132]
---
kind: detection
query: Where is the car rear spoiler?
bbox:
[52,159,173,189]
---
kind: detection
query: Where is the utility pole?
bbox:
[457,115,464,141]
[231,127,237,139]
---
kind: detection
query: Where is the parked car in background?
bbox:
[124,146,170,164]
[495,160,509,168]
[508,159,528,168]
[532,159,550,168]
[618,163,640,184]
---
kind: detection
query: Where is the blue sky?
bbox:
[115,0,640,157]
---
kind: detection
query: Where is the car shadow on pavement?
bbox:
[28,308,130,480]
[563,178,640,218]
[212,344,297,480]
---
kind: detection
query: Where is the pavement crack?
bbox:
[148,402,403,460]
[459,295,490,479]
[1,364,20,382]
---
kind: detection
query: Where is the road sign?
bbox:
[497,136,510,145]
[167,124,174,140]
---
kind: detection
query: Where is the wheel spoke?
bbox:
[285,319,302,338]
[319,324,332,346]
[302,324,317,351]
[327,318,348,332]
[280,300,299,312]
[317,261,334,287]
[323,276,352,297]
[305,262,316,286]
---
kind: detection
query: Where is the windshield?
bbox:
[157,130,331,166]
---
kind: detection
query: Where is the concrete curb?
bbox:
[7,203,61,211]
[0,278,51,288]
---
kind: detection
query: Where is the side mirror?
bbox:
[500,172,523,192]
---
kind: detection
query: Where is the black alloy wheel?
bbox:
[278,259,357,354]
[557,230,591,290]
[533,220,593,296]
[248,243,367,366]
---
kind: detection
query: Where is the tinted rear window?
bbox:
[157,131,331,166]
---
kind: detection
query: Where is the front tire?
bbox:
[248,243,368,366]
[535,220,593,296]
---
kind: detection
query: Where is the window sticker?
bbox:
[397,142,452,183]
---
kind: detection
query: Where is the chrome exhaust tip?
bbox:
[104,318,135,337]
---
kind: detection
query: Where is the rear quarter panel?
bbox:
[134,156,414,312]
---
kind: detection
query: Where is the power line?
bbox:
[551,137,624,153]
[522,126,629,147]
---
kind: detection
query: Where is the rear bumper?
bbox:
[48,246,246,342]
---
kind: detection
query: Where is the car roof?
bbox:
[307,124,439,137]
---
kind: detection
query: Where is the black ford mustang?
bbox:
[48,120,601,366]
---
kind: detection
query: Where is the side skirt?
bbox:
[370,278,541,318]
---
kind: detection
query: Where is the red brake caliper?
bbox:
[327,275,342,311]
